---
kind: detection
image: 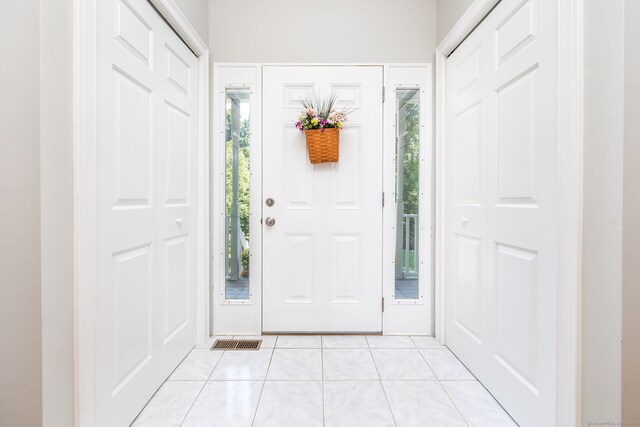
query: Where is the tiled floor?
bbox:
[131,336,517,427]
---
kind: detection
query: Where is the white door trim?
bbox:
[73,0,210,425]
[434,0,583,425]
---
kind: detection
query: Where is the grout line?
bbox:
[206,348,226,381]
[378,381,399,427]
[177,381,208,427]
[417,347,470,427]
[129,384,163,425]
[425,345,516,425]
[409,335,418,348]
[320,337,325,426]
[443,373,518,425]
[250,346,275,427]
[178,348,227,426]
[473,381,519,425]
[369,348,398,427]
[416,346,440,381]
[439,381,471,427]
[167,347,197,380]
[132,346,209,426]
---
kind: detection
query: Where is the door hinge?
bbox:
[382,86,386,103]
[382,192,385,208]
[382,297,385,312]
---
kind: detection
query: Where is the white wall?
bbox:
[0,2,42,426]
[622,0,640,423]
[210,0,436,63]
[173,0,209,44]
[435,0,473,44]
[40,0,74,425]
[582,0,624,425]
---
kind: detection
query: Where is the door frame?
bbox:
[434,0,583,425]
[211,63,433,336]
[210,64,263,334]
[73,0,210,425]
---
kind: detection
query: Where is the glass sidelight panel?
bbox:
[394,89,421,300]
[225,89,251,299]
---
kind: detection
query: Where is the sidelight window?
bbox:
[225,89,251,300]
[394,89,421,300]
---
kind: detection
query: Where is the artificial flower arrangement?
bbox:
[295,94,351,164]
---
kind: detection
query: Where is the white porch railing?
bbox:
[402,214,419,278]
[225,215,248,279]
[226,214,415,279]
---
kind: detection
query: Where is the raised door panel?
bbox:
[114,0,152,67]
[165,102,191,205]
[284,84,315,109]
[453,235,482,344]
[163,236,190,344]
[330,234,361,304]
[456,45,482,93]
[495,243,539,394]
[112,69,152,208]
[112,245,152,395]
[331,126,361,209]
[283,126,314,209]
[330,83,362,109]
[166,45,191,95]
[494,0,538,67]
[454,103,482,206]
[496,68,538,206]
[282,234,315,303]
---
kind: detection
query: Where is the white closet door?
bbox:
[445,0,558,425]
[262,66,384,332]
[95,0,199,425]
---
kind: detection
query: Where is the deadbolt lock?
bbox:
[266,198,275,207]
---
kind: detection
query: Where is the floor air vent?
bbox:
[211,339,262,351]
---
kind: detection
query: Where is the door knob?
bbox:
[175,217,184,226]
[265,217,276,227]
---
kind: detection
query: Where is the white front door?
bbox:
[445,0,558,425]
[262,66,384,333]
[95,0,199,424]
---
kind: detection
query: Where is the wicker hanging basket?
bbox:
[304,128,340,164]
